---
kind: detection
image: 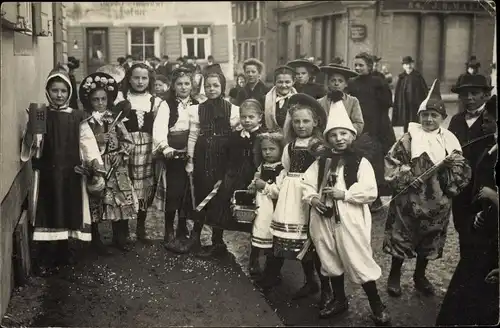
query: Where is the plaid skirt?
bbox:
[128,131,156,211]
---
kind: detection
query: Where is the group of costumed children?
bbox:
[23,55,478,327]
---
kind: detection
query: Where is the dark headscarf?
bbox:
[201,71,232,118]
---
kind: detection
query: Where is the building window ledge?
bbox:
[1,16,31,33]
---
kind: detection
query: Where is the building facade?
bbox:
[1,2,68,317]
[239,0,495,92]
[232,1,279,78]
[66,2,234,83]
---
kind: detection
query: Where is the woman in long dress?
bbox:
[346,52,396,210]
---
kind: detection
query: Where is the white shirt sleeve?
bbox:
[187,104,200,160]
[343,157,378,204]
[281,143,291,172]
[80,120,103,165]
[230,104,241,131]
[301,160,321,205]
[152,98,172,155]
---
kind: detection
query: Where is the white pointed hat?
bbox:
[417,79,446,117]
[323,102,357,137]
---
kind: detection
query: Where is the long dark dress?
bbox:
[206,127,265,231]
[436,145,499,326]
[448,111,496,258]
[347,74,396,195]
[192,101,234,213]
[235,80,270,108]
[293,81,325,99]
[32,110,90,240]
[392,70,428,132]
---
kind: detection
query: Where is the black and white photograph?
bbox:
[0,1,497,327]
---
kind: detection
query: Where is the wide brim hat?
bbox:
[288,93,327,131]
[465,56,481,68]
[320,64,358,80]
[450,73,493,93]
[402,56,414,64]
[79,72,119,110]
[96,64,126,84]
[286,59,320,75]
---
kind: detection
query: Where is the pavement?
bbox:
[1,103,462,327]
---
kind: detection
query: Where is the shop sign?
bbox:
[380,0,487,13]
[350,24,367,42]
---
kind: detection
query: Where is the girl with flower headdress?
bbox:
[150,66,200,253]
[79,72,138,253]
[182,63,241,256]
[114,63,172,244]
[21,67,104,273]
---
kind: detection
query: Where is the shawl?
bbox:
[264,86,297,130]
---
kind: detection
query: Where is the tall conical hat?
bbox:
[417,79,446,117]
[324,102,357,137]
[96,64,126,84]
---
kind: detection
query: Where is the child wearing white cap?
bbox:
[301,106,390,325]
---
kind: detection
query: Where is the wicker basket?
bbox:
[231,190,257,224]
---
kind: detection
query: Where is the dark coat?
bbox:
[293,81,325,99]
[436,145,498,326]
[235,80,270,109]
[392,70,428,131]
[69,72,79,110]
[448,112,496,257]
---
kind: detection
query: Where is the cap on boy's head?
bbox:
[240,98,263,114]
[208,55,214,61]
[126,54,133,60]
[402,56,414,64]
[274,65,296,78]
[324,103,357,137]
[243,58,264,72]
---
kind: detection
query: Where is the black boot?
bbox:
[387,257,404,297]
[91,222,111,256]
[413,257,435,296]
[320,274,349,318]
[292,259,319,300]
[176,216,189,240]
[136,211,151,245]
[112,221,132,252]
[248,246,262,278]
[172,219,203,254]
[315,254,333,311]
[256,255,283,290]
[196,227,227,259]
[163,211,176,250]
[362,281,391,326]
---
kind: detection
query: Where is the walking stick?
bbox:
[188,174,196,210]
[195,180,222,212]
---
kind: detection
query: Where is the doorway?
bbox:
[86,28,109,75]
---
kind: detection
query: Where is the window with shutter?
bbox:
[181,26,211,60]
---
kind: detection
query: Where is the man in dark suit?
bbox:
[447,74,494,260]
[157,55,174,78]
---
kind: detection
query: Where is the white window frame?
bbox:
[17,2,33,35]
[181,26,211,60]
[127,27,160,61]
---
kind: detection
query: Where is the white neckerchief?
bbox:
[465,103,486,127]
[295,136,312,148]
[408,122,462,165]
[276,92,293,108]
[240,125,261,138]
[262,161,282,169]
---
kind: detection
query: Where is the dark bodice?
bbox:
[261,164,284,184]
[288,141,316,173]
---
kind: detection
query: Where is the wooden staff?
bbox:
[195,180,222,212]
